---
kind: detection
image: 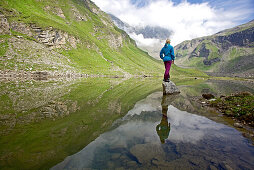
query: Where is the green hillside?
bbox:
[0,0,206,78]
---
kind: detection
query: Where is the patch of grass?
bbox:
[205,42,220,60]
[209,92,254,125]
[172,64,208,78]
[228,47,249,60]
[175,48,189,58]
[0,40,9,56]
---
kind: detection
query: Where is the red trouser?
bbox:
[164,60,172,80]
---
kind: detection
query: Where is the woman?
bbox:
[160,39,175,82]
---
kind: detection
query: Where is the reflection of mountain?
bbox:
[0,78,161,169]
[109,14,172,59]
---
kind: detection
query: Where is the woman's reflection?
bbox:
[156,104,170,144]
[156,94,178,144]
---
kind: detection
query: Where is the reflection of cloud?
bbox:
[167,106,223,144]
[126,92,162,116]
[92,0,254,46]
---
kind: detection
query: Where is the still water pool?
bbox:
[0,78,254,169]
[53,91,254,170]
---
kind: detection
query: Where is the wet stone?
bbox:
[233,122,243,128]
[109,144,127,153]
[162,81,180,95]
[126,161,137,167]
[107,161,115,169]
[209,165,217,170]
[129,143,165,164]
[111,153,121,160]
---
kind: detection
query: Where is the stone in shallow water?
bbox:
[162,81,180,95]
[129,143,165,164]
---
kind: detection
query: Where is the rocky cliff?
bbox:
[175,20,254,78]
[0,0,165,78]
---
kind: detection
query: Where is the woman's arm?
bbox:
[160,48,164,59]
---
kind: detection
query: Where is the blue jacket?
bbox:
[160,43,175,62]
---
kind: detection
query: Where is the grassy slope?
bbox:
[0,0,206,77]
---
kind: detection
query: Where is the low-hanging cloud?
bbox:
[92,0,254,46]
[129,33,161,46]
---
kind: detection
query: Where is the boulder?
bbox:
[162,81,180,95]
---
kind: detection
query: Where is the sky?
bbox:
[92,0,254,46]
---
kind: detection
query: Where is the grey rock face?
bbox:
[10,22,32,36]
[203,57,221,66]
[162,81,180,95]
[0,14,10,34]
[215,27,254,49]
[44,6,66,19]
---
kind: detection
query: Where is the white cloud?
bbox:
[92,0,254,46]
[129,33,161,46]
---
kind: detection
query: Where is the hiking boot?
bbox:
[163,78,170,82]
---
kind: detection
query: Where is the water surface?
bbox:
[53,90,254,170]
[0,78,254,169]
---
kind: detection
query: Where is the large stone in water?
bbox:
[129,143,166,164]
[162,81,180,95]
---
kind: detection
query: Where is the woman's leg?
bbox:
[164,61,172,80]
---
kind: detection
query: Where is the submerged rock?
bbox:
[129,143,165,164]
[162,81,180,95]
[202,93,215,100]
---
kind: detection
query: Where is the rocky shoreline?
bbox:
[196,91,254,140]
[0,70,155,81]
[206,72,254,79]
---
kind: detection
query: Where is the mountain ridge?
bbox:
[175,20,254,78]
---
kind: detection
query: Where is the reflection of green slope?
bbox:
[0,78,161,169]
